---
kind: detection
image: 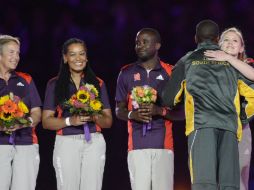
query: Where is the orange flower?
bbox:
[12,109,24,118]
[137,88,144,97]
[2,100,17,113]
[151,89,157,95]
[151,95,157,102]
[71,94,77,99]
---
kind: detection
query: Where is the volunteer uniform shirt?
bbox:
[0,72,42,145]
[115,60,173,151]
[43,76,111,135]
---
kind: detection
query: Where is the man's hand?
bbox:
[130,108,151,123]
[129,103,162,123]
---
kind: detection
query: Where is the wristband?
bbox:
[65,117,71,126]
[127,111,133,119]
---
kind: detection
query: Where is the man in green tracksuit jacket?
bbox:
[162,20,254,190]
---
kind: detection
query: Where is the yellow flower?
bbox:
[0,95,10,106]
[77,90,90,103]
[18,101,29,114]
[0,112,13,121]
[90,100,102,111]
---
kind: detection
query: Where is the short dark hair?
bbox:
[138,28,161,43]
[196,20,219,43]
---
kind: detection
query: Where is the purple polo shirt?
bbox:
[115,60,174,151]
[43,76,111,135]
[0,72,42,145]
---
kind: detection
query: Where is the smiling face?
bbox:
[220,31,244,58]
[0,41,20,72]
[63,43,88,74]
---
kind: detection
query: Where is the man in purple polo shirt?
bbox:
[0,35,41,190]
[115,28,180,190]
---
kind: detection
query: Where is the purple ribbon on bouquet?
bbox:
[83,123,91,142]
[142,122,152,136]
[9,131,16,145]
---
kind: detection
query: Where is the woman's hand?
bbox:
[204,50,231,62]
[0,124,26,133]
[69,114,92,126]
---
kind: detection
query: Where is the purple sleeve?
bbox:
[43,79,56,111]
[29,79,42,108]
[115,71,128,102]
[100,81,111,109]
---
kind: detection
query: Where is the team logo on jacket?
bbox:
[156,75,164,80]
[134,73,141,81]
[16,82,24,86]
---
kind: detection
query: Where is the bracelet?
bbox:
[65,117,71,126]
[127,111,133,119]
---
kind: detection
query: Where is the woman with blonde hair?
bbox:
[0,35,41,190]
[205,27,254,80]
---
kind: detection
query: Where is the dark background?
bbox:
[1,0,253,189]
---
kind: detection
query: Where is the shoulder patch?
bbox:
[120,63,133,71]
[15,72,32,84]
[96,77,104,87]
[160,61,173,76]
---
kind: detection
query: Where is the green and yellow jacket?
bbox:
[162,40,254,140]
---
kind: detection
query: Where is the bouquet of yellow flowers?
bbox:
[130,85,157,136]
[0,92,31,130]
[64,83,103,141]
[64,83,103,114]
[0,92,31,144]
